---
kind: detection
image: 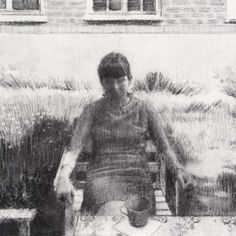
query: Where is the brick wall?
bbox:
[44,0,227,26]
[162,0,226,24]
[0,0,231,33]
[45,0,86,26]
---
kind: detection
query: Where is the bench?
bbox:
[54,145,182,235]
[0,209,36,236]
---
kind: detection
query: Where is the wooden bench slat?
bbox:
[0,209,36,221]
[155,210,172,216]
[155,195,166,202]
[156,202,170,210]
[75,162,160,173]
[154,190,164,196]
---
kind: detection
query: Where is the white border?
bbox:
[225,0,236,23]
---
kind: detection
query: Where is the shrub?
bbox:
[132,72,204,96]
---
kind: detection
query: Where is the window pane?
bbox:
[13,0,25,10]
[26,0,39,10]
[93,0,106,11]
[0,0,6,9]
[109,0,122,11]
[143,0,155,12]
[12,0,39,10]
[128,0,140,11]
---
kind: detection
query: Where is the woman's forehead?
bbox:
[103,76,128,81]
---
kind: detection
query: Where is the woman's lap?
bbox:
[95,201,125,216]
[80,165,155,216]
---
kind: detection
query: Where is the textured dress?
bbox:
[69,95,172,215]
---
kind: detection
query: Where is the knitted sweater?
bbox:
[69,95,178,214]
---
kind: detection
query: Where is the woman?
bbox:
[54,52,193,216]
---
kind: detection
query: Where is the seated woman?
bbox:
[53,52,193,216]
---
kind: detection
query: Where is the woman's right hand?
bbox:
[176,168,197,191]
[53,171,74,205]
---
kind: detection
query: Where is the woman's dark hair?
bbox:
[98,52,132,82]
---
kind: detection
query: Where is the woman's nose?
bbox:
[112,82,120,90]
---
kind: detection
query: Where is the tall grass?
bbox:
[137,92,236,215]
[132,72,204,96]
[0,88,99,235]
[222,84,236,98]
[216,66,236,99]
[0,66,93,91]
[1,89,236,215]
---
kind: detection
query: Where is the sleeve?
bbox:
[68,102,94,156]
[146,100,183,173]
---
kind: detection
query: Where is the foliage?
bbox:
[222,84,236,98]
[0,116,73,235]
[132,72,204,96]
[1,66,236,233]
[0,66,92,91]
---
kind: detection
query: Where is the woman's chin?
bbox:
[109,94,124,100]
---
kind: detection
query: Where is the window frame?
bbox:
[225,0,236,23]
[0,0,47,23]
[84,0,162,21]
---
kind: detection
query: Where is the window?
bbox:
[84,0,161,21]
[0,0,47,22]
[226,0,236,22]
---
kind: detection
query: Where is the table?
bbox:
[74,214,236,236]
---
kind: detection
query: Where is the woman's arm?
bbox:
[60,103,94,175]
[53,103,94,200]
[146,100,193,189]
[146,101,181,172]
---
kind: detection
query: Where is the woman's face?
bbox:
[102,76,130,99]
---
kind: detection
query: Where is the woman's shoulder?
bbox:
[73,98,105,127]
[132,95,156,112]
[133,95,165,122]
[82,97,105,110]
[81,97,108,116]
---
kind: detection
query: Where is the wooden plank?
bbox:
[155,201,170,210]
[0,209,36,221]
[0,209,36,236]
[154,189,172,215]
[155,210,172,216]
[155,195,166,202]
[73,189,84,211]
[65,205,75,236]
[148,162,159,173]
[19,221,30,236]
[154,190,164,196]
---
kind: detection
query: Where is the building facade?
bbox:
[0,1,235,34]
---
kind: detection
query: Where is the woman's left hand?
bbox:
[176,168,197,191]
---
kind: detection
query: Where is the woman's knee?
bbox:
[96,201,125,216]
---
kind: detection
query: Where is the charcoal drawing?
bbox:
[1,0,236,236]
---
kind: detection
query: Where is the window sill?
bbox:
[225,18,236,24]
[84,13,161,22]
[0,14,47,23]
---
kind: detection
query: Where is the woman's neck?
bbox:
[107,94,131,107]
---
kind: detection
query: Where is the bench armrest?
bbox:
[53,149,68,190]
[160,154,180,216]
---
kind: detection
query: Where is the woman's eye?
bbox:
[119,78,125,83]
[104,80,112,86]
